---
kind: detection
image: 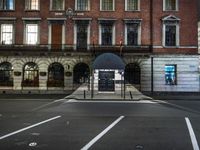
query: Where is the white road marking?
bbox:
[0,116,61,140]
[67,100,156,104]
[81,116,124,150]
[185,117,199,150]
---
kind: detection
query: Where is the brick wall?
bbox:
[0,0,198,54]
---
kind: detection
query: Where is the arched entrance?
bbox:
[125,63,141,86]
[92,53,125,93]
[0,62,13,86]
[73,63,90,87]
[47,63,64,87]
[22,62,39,87]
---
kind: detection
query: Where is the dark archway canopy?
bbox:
[93,53,125,70]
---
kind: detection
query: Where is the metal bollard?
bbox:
[129,91,133,100]
[84,90,86,99]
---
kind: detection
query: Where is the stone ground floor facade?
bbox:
[0,54,199,94]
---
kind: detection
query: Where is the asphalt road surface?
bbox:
[0,98,200,150]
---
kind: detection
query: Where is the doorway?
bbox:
[98,71,115,92]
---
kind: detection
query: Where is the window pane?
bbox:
[1,24,13,44]
[165,0,176,10]
[0,62,13,86]
[101,24,113,45]
[26,24,38,44]
[127,0,138,10]
[165,25,176,46]
[77,0,88,10]
[52,0,64,10]
[26,0,39,10]
[6,0,14,10]
[23,63,39,87]
[127,23,139,45]
[77,22,88,49]
[165,65,176,85]
[102,0,113,10]
[0,0,14,10]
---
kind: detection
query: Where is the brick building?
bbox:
[0,0,199,94]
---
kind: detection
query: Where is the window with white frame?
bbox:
[125,21,140,46]
[0,0,14,10]
[76,0,89,11]
[163,16,179,47]
[99,21,115,45]
[101,0,114,11]
[25,0,39,10]
[164,0,177,11]
[1,24,13,45]
[125,0,139,11]
[25,24,39,45]
[51,0,64,10]
[165,65,177,85]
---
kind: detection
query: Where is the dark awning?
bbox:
[93,53,125,70]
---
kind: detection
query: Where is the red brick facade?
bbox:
[0,0,198,54]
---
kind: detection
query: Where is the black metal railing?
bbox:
[0,44,152,54]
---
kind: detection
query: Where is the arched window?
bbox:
[0,62,13,86]
[125,63,141,84]
[47,63,64,87]
[22,62,39,87]
[73,63,90,85]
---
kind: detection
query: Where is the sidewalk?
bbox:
[65,83,152,100]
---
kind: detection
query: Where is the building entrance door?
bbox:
[98,71,115,92]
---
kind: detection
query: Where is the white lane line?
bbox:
[185,117,200,150]
[81,116,124,150]
[0,116,61,140]
[67,100,156,104]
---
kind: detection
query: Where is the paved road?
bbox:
[0,99,200,150]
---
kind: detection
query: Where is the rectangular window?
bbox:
[126,23,139,46]
[25,0,39,10]
[126,0,138,11]
[1,24,13,44]
[76,0,89,11]
[101,0,114,11]
[76,21,88,50]
[165,65,177,85]
[101,24,113,45]
[0,0,14,10]
[51,0,64,10]
[26,24,38,45]
[164,0,177,11]
[165,25,176,46]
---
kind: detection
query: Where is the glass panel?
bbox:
[127,23,138,46]
[0,62,13,86]
[52,0,64,10]
[77,23,88,50]
[101,24,113,45]
[165,0,176,10]
[102,0,113,10]
[5,0,14,10]
[77,0,88,10]
[26,24,38,45]
[165,65,176,85]
[127,0,138,10]
[23,63,39,87]
[26,0,39,10]
[165,25,176,46]
[1,24,13,44]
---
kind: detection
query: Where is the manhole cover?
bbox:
[29,142,37,147]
